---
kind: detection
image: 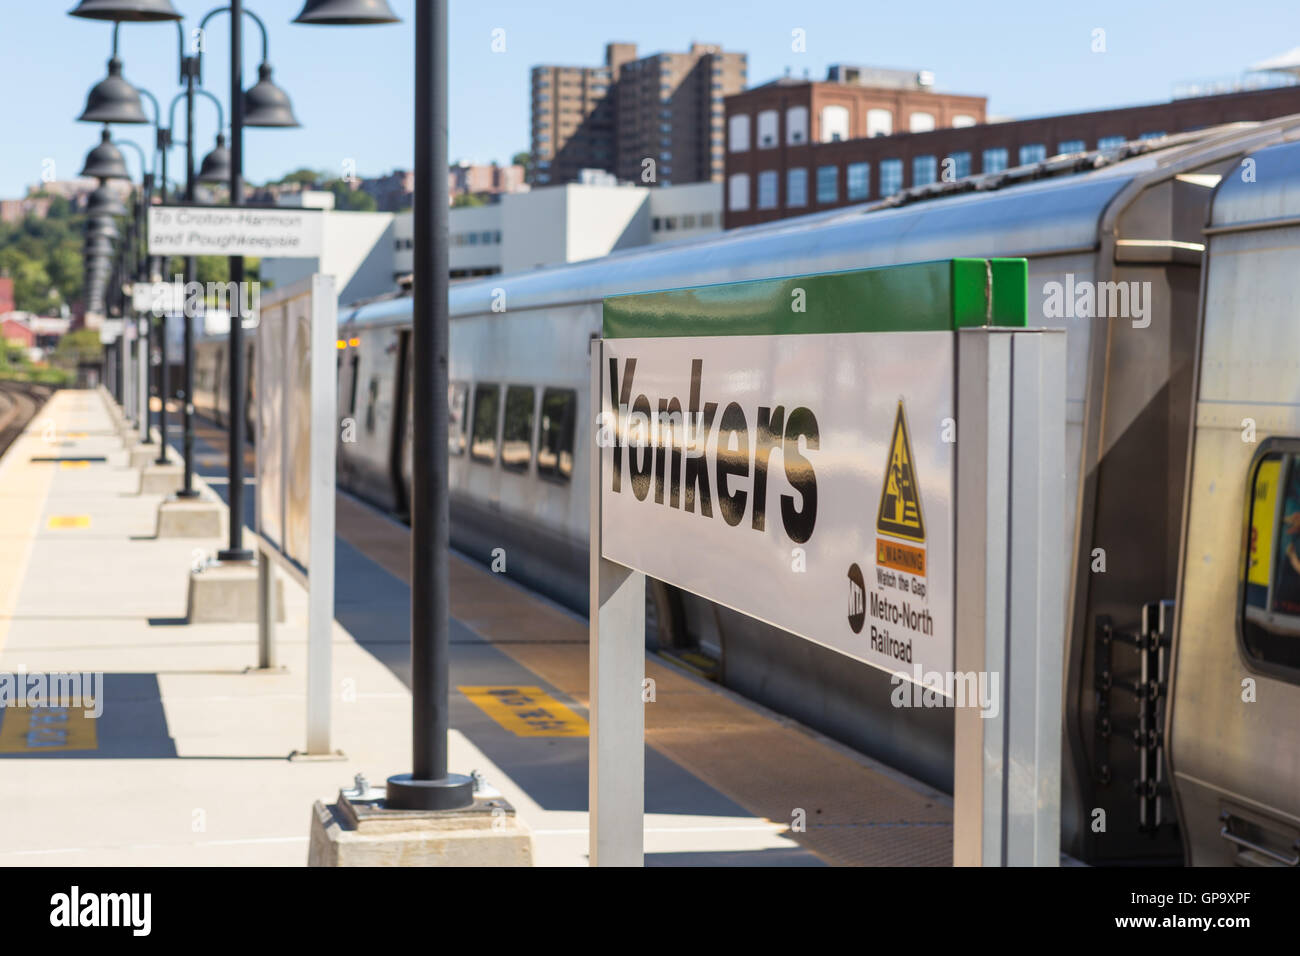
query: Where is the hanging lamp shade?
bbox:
[80,128,130,180]
[84,235,115,259]
[198,134,233,183]
[292,0,401,25]
[244,63,300,128]
[68,0,182,21]
[87,183,128,218]
[78,57,149,124]
[86,216,121,242]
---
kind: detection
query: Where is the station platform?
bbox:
[0,389,953,866]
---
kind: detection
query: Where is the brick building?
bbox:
[530,41,746,187]
[724,79,1300,228]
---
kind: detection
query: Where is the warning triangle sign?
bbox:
[876,401,926,543]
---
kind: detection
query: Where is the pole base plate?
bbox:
[385,773,475,811]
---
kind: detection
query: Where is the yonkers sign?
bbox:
[599,331,953,680]
[595,260,1030,682]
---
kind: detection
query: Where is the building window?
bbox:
[728,172,750,211]
[909,111,935,133]
[951,114,977,128]
[880,158,902,196]
[846,162,870,201]
[757,170,779,209]
[757,109,779,149]
[982,148,1008,173]
[1058,139,1086,154]
[1098,135,1126,149]
[728,113,750,152]
[866,108,892,138]
[786,105,808,144]
[651,217,662,232]
[816,165,838,203]
[787,168,808,207]
[912,155,937,186]
[946,151,971,180]
[681,213,696,229]
[700,211,715,227]
[820,105,849,143]
[1019,144,1046,165]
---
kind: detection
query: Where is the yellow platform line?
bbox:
[0,391,78,657]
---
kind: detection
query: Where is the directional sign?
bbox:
[147,205,323,258]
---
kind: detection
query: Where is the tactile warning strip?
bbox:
[335,493,953,866]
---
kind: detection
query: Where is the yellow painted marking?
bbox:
[59,460,90,470]
[459,685,588,737]
[0,706,98,753]
[64,432,87,438]
[47,515,90,530]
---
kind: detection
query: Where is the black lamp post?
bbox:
[298,0,472,811]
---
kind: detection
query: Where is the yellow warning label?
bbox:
[876,401,926,543]
[459,685,588,737]
[1248,459,1280,588]
[47,515,90,529]
[0,707,98,753]
[59,460,89,470]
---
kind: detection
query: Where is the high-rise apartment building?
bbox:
[530,42,746,187]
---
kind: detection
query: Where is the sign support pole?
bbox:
[588,339,646,867]
[953,327,1066,866]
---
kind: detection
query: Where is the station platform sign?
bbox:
[589,258,1066,868]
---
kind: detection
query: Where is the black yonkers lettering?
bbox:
[608,357,819,545]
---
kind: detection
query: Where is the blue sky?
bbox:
[1,0,1297,197]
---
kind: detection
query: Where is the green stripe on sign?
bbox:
[602,258,1027,338]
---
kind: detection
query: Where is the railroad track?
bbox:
[0,380,54,459]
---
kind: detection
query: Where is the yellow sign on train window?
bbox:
[1247,458,1280,592]
[459,685,588,737]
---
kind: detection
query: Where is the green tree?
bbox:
[326,179,377,211]
[452,193,485,208]
[54,328,103,365]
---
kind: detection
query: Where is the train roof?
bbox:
[339,117,1300,328]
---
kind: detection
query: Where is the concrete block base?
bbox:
[128,445,162,469]
[156,495,223,538]
[309,790,533,867]
[139,463,183,496]
[187,560,285,624]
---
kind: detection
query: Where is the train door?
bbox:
[1168,139,1300,866]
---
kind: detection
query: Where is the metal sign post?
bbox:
[254,273,338,756]
[588,259,1066,867]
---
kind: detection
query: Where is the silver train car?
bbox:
[196,116,1300,866]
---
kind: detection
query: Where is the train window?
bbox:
[1239,442,1300,679]
[365,377,379,434]
[470,383,500,463]
[448,382,468,456]
[348,354,360,414]
[500,386,535,473]
[537,388,576,483]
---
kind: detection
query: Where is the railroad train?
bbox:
[196,116,1300,867]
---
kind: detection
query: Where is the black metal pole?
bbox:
[178,54,199,498]
[219,0,253,562]
[386,0,473,812]
[154,135,169,465]
[138,177,153,446]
